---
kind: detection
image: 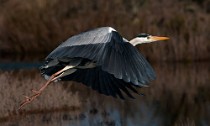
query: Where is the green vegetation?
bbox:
[0,0,210,61]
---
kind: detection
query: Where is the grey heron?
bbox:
[19,27,169,109]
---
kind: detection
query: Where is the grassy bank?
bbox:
[0,0,210,61]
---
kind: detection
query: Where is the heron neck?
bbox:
[129,38,146,46]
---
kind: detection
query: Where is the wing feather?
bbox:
[108,75,125,99]
[103,73,117,97]
[99,70,109,95]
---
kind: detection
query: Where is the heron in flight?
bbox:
[19,27,169,109]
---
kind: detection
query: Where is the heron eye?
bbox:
[147,36,150,39]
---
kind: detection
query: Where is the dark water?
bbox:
[0,61,210,126]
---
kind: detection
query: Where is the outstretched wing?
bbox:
[61,66,141,99]
[46,27,156,87]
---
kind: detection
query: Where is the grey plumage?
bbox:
[41,27,156,99]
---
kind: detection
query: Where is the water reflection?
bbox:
[0,62,42,70]
[0,62,210,126]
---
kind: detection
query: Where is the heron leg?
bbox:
[18,66,73,110]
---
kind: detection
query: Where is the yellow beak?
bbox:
[150,36,169,41]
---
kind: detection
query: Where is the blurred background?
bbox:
[0,0,210,125]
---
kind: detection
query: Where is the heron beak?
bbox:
[150,36,169,42]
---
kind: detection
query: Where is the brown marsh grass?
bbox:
[0,0,210,61]
[0,69,81,117]
[0,63,209,125]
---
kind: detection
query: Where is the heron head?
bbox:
[129,33,169,46]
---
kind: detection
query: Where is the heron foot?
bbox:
[18,91,41,110]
